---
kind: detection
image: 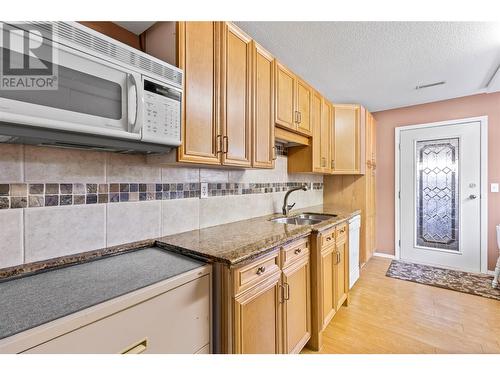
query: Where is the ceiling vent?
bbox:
[415,81,446,90]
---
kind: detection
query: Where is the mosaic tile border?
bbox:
[0,182,323,209]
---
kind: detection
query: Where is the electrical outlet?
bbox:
[200,182,208,199]
[491,183,499,193]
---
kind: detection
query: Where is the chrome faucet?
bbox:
[282,184,308,215]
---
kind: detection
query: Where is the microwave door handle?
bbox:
[127,73,140,133]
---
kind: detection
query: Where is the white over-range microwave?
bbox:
[0,22,183,153]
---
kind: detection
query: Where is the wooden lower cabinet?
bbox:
[217,236,311,354]
[309,223,350,351]
[320,245,336,330]
[282,254,311,354]
[234,273,282,354]
[334,226,349,311]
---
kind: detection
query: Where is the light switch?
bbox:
[200,182,208,199]
[491,183,499,193]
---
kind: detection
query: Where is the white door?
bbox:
[399,121,481,272]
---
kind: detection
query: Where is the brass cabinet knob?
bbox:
[256,266,266,275]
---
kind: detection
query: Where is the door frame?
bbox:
[394,116,488,273]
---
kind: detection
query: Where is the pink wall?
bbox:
[373,92,500,270]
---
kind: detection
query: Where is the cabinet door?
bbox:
[311,91,322,172]
[233,274,282,354]
[252,42,275,168]
[221,22,252,167]
[320,99,332,173]
[334,236,348,311]
[333,105,360,174]
[177,22,221,165]
[275,62,296,130]
[282,257,311,354]
[320,246,336,329]
[296,79,312,136]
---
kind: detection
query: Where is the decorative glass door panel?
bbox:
[416,138,459,251]
[400,120,481,272]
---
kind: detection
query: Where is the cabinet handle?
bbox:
[284,282,290,301]
[331,159,335,169]
[335,251,341,265]
[121,339,147,354]
[298,111,302,124]
[294,248,302,255]
[256,266,266,275]
[279,284,286,303]
[216,134,222,154]
[223,135,228,154]
[272,146,277,161]
[326,236,331,242]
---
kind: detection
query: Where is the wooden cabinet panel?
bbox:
[296,80,312,135]
[252,42,275,168]
[320,246,335,329]
[275,62,296,130]
[320,99,332,173]
[311,91,322,172]
[221,23,252,167]
[233,251,280,296]
[234,274,282,354]
[334,234,348,311]
[177,22,221,165]
[282,256,311,354]
[333,105,360,174]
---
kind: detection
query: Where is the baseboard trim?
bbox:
[373,252,395,259]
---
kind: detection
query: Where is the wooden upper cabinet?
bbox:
[220,22,252,167]
[320,98,332,173]
[252,42,275,168]
[311,91,322,173]
[275,62,296,130]
[177,22,221,165]
[332,104,360,174]
[296,79,312,136]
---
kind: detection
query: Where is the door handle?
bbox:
[223,135,228,154]
[127,73,139,133]
[284,282,290,301]
[469,194,478,200]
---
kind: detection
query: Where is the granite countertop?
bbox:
[0,247,205,340]
[156,204,360,266]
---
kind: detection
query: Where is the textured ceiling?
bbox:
[236,22,500,111]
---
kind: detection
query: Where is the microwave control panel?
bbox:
[141,79,182,146]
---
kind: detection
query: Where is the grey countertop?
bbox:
[0,247,204,340]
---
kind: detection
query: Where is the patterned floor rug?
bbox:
[386,260,500,302]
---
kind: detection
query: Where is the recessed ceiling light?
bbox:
[415,81,446,90]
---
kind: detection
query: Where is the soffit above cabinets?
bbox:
[236,22,500,111]
[113,21,156,35]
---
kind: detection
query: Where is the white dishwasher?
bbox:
[348,215,361,288]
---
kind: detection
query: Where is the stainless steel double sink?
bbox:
[270,212,337,225]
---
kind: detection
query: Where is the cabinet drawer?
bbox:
[233,251,280,295]
[336,223,347,242]
[25,275,211,354]
[321,228,336,248]
[281,237,309,268]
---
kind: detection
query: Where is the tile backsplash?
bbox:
[0,144,323,268]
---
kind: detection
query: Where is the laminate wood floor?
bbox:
[302,256,500,354]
